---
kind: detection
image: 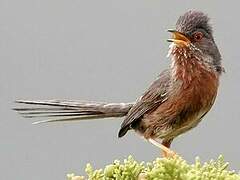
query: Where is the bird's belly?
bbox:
[158,108,208,139]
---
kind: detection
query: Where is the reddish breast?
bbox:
[141,51,219,139]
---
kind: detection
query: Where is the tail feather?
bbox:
[14,100,133,124]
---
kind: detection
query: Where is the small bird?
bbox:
[14,10,224,157]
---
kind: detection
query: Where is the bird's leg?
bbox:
[161,138,175,158]
[149,138,176,158]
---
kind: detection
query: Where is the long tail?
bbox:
[14,100,133,124]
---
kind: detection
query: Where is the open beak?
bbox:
[167,29,190,46]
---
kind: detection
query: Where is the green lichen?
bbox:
[67,155,240,180]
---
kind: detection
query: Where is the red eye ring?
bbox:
[193,32,203,41]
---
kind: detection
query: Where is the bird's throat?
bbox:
[169,45,218,88]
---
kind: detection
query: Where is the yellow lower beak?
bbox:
[167,29,190,46]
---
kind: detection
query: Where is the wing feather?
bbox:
[118,69,171,137]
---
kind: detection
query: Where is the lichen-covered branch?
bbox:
[67,155,240,180]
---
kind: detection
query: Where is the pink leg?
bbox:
[149,138,176,158]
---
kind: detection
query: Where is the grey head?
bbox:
[168,10,224,73]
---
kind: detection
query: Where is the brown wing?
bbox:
[118,69,171,137]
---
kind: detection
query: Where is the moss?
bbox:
[67,155,240,180]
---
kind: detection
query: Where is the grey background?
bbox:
[1,0,239,179]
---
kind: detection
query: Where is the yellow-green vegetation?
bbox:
[67,155,240,180]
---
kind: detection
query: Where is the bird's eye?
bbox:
[193,32,203,41]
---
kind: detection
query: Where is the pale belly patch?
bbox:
[158,108,209,139]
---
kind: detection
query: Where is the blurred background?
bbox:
[1,0,239,179]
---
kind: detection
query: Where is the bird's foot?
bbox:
[149,138,177,158]
[162,149,177,158]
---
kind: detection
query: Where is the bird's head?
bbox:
[168,10,224,73]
